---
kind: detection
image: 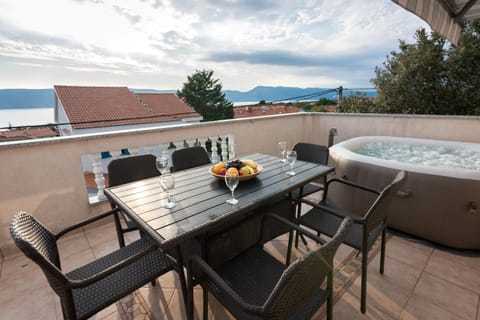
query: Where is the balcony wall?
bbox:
[2,112,480,254]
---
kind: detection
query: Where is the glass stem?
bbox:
[167,191,171,203]
[231,189,235,200]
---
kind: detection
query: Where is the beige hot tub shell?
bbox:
[329,136,480,250]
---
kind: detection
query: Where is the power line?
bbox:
[1,87,377,130]
[270,88,338,103]
[343,87,376,91]
[268,87,375,104]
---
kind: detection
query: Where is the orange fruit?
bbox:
[213,162,225,174]
[226,167,239,175]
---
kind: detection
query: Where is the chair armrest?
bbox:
[66,242,159,289]
[190,255,264,317]
[299,199,365,224]
[55,208,119,239]
[326,178,380,195]
[264,213,326,245]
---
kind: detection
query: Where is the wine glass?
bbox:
[278,141,287,163]
[229,143,237,160]
[156,156,169,174]
[160,174,176,208]
[286,150,297,176]
[225,170,239,205]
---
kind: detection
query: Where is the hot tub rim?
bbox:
[330,136,480,181]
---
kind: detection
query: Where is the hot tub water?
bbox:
[355,142,480,171]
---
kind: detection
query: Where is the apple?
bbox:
[219,168,227,175]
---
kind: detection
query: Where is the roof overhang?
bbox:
[392,0,480,44]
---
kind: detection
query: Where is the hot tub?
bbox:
[329,136,480,249]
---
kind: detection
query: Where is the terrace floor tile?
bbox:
[1,222,479,320]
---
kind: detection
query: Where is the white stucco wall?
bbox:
[2,112,480,254]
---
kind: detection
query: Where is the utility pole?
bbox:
[337,86,343,109]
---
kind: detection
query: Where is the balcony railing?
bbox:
[84,134,236,204]
[1,112,480,254]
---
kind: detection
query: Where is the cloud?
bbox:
[113,5,142,24]
[0,0,430,89]
[206,50,380,69]
[0,18,83,49]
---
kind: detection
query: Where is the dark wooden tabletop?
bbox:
[105,153,334,250]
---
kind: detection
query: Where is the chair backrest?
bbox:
[9,212,68,297]
[108,154,159,187]
[263,217,353,319]
[364,170,408,231]
[293,142,329,165]
[171,146,211,172]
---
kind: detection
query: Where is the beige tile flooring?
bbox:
[1,215,479,320]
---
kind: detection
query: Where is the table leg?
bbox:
[186,255,194,320]
[173,245,190,319]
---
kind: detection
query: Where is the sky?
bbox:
[0,0,429,91]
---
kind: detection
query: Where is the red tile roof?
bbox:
[54,86,201,129]
[234,104,302,119]
[0,127,57,142]
[136,93,199,119]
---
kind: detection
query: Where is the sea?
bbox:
[0,108,54,129]
[0,100,322,129]
[0,103,255,129]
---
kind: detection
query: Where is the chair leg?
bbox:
[294,201,302,248]
[203,287,208,320]
[286,227,294,265]
[380,227,386,274]
[361,250,368,313]
[326,271,333,320]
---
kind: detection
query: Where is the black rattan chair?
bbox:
[291,142,330,247]
[108,154,160,247]
[296,170,407,313]
[292,142,329,199]
[171,146,211,172]
[190,214,352,320]
[9,210,187,320]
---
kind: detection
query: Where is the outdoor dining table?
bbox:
[104,152,334,319]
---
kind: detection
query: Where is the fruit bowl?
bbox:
[209,164,263,181]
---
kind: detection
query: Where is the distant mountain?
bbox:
[0,89,54,109]
[0,86,376,109]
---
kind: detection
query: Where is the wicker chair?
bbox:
[296,170,407,313]
[171,146,211,172]
[190,213,353,320]
[291,142,329,199]
[107,154,160,247]
[290,142,330,247]
[9,210,187,320]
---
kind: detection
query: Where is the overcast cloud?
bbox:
[0,0,428,91]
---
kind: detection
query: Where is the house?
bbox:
[0,127,57,142]
[54,85,202,136]
[234,104,302,119]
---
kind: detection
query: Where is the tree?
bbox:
[339,91,377,113]
[445,19,480,115]
[371,20,480,115]
[177,69,234,121]
[317,98,337,105]
[372,29,449,114]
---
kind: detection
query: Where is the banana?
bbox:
[241,159,257,169]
